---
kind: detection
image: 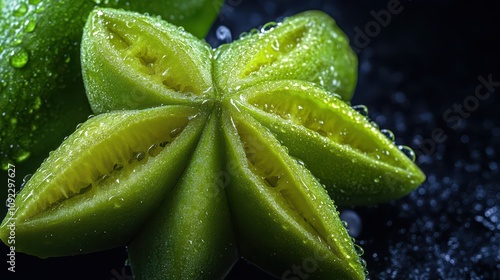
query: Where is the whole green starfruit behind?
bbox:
[0,0,223,175]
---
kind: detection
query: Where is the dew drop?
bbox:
[87,114,95,119]
[13,3,28,17]
[75,123,83,129]
[261,21,278,32]
[398,145,416,162]
[354,244,364,256]
[351,105,369,117]
[10,49,29,68]
[24,20,37,33]
[380,128,395,142]
[370,121,379,129]
[20,174,32,190]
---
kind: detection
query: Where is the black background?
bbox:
[2,0,499,279]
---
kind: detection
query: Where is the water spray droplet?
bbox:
[398,145,416,162]
[352,105,369,117]
[11,49,29,68]
[380,128,395,142]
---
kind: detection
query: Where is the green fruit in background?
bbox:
[0,0,223,173]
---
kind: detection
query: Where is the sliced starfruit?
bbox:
[232,80,426,205]
[82,8,213,113]
[214,10,357,101]
[221,106,365,280]
[0,105,207,257]
[129,112,238,280]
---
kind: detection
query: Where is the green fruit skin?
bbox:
[129,110,238,280]
[81,8,213,114]
[0,0,222,171]
[221,107,365,280]
[0,105,207,258]
[125,0,223,39]
[234,80,426,205]
[214,10,357,101]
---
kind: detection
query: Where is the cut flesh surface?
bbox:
[16,105,200,222]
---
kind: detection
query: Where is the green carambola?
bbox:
[0,0,222,171]
[0,8,425,279]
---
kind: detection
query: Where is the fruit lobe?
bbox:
[233,80,425,205]
[129,112,238,280]
[82,8,213,113]
[0,105,207,257]
[214,10,357,101]
[221,106,365,279]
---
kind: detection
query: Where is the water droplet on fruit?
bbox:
[20,174,32,190]
[354,244,364,256]
[14,3,28,17]
[113,163,123,171]
[261,21,278,32]
[351,104,369,117]
[24,20,37,32]
[10,49,29,68]
[398,145,416,162]
[380,128,395,142]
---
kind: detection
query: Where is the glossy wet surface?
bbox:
[3,0,498,279]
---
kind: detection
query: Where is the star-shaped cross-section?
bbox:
[0,8,425,280]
